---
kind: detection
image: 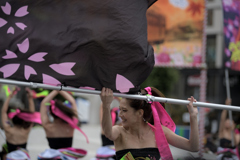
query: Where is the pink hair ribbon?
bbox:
[144,87,176,160]
[8,109,42,124]
[50,100,89,143]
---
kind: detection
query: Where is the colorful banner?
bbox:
[147,0,205,67]
[222,0,240,72]
[0,0,157,93]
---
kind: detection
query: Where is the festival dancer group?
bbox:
[0,86,204,160]
[0,88,87,160]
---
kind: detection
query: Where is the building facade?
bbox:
[171,0,240,130]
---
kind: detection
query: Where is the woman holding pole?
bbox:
[100,87,199,160]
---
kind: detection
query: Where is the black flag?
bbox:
[0,0,156,93]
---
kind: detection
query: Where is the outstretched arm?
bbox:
[219,99,231,137]
[40,90,59,125]
[100,88,121,141]
[166,96,199,152]
[58,91,78,117]
[25,87,35,112]
[1,88,18,130]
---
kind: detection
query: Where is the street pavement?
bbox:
[0,125,217,160]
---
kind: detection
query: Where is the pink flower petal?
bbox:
[0,18,7,27]
[28,52,48,62]
[24,65,37,80]
[49,62,76,76]
[0,64,20,78]
[2,50,17,59]
[15,22,27,30]
[7,27,14,34]
[79,86,95,90]
[17,38,29,53]
[42,74,61,86]
[1,2,11,15]
[14,6,29,17]
[116,74,134,93]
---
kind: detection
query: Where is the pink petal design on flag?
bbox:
[116,74,134,93]
[1,2,11,15]
[17,38,29,53]
[28,52,48,62]
[15,22,27,30]
[0,18,7,27]
[7,27,14,34]
[42,74,61,86]
[0,64,20,78]
[79,86,95,90]
[14,6,29,17]
[24,65,37,80]
[49,63,76,76]
[2,50,17,59]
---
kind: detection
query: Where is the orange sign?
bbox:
[147,0,205,67]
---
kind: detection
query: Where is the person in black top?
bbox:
[1,87,37,159]
[217,98,240,160]
[40,90,78,149]
[100,87,199,160]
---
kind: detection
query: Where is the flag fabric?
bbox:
[0,0,156,93]
[147,0,205,68]
[222,0,240,72]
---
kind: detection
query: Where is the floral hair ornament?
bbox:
[50,100,89,143]
[8,109,42,124]
[144,87,176,160]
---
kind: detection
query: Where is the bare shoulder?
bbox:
[113,125,123,134]
[112,125,124,139]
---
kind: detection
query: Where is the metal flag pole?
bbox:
[0,78,240,111]
[225,69,235,147]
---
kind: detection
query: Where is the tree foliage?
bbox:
[141,67,179,96]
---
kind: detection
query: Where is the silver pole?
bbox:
[0,78,240,111]
[225,69,235,147]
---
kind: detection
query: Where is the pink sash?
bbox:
[50,100,89,143]
[8,109,42,124]
[145,87,175,160]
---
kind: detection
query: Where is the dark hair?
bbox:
[126,87,166,125]
[49,100,78,121]
[7,107,32,129]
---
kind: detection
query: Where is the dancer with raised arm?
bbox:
[38,90,88,159]
[217,98,240,160]
[1,87,41,160]
[100,87,199,160]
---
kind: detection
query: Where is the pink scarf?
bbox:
[50,100,89,143]
[8,109,42,124]
[144,87,176,160]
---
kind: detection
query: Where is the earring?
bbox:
[143,118,147,123]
